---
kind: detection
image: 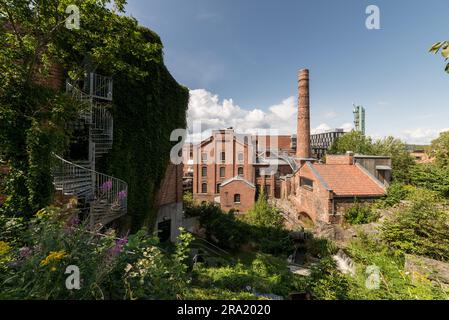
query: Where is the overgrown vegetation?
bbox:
[381,198,449,262]
[344,201,379,225]
[186,193,293,256]
[0,206,192,299]
[346,234,447,300]
[0,1,188,230]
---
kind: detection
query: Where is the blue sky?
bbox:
[125,0,449,144]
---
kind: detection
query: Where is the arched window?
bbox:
[234,194,241,203]
[201,166,207,177]
[238,167,244,176]
[201,183,207,193]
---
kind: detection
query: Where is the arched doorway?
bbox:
[298,211,314,227]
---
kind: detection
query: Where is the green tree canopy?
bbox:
[429,41,449,73]
[328,131,374,155]
[431,131,449,168]
[329,131,414,183]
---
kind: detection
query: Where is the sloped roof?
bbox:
[311,163,385,197]
[220,175,256,189]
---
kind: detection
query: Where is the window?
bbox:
[201,166,207,177]
[255,168,260,178]
[216,184,221,194]
[201,153,207,162]
[220,167,225,178]
[234,194,241,203]
[201,183,207,193]
[220,151,226,163]
[300,177,314,190]
[237,167,244,176]
[238,152,244,162]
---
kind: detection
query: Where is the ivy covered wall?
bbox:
[107,29,188,232]
[0,2,188,230]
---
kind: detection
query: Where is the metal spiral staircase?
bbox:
[52,73,128,228]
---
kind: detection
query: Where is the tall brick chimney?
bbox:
[297,68,311,158]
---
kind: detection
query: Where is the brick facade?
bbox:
[220,178,256,213]
[191,129,295,213]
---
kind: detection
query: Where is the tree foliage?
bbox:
[329,131,414,182]
[328,131,374,155]
[0,1,189,227]
[429,41,449,73]
[431,131,449,168]
[245,191,283,229]
[381,199,449,262]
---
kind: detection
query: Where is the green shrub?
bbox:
[305,257,351,300]
[190,253,304,299]
[409,164,449,198]
[380,182,409,207]
[0,207,191,299]
[381,199,449,262]
[198,203,249,250]
[245,191,283,229]
[344,202,379,225]
[346,234,447,300]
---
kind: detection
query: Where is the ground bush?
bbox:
[196,199,293,256]
[381,199,449,262]
[190,252,303,299]
[346,234,447,299]
[344,201,379,225]
[0,206,192,300]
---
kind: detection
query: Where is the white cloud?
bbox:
[340,122,354,132]
[187,89,297,141]
[400,127,449,144]
[187,89,358,143]
[311,122,353,134]
[311,123,331,134]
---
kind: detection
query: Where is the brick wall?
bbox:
[156,162,183,207]
[33,62,64,91]
[326,154,354,165]
[284,163,335,224]
[220,180,255,213]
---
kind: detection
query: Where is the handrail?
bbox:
[188,232,230,256]
[52,153,127,186]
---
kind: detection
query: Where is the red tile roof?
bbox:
[312,164,385,197]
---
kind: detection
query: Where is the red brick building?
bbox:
[281,152,388,224]
[187,68,391,225]
[189,128,296,212]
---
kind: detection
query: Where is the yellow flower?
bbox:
[40,250,68,266]
[0,241,10,256]
[35,208,47,219]
[50,266,57,272]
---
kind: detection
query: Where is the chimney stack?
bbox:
[297,68,311,158]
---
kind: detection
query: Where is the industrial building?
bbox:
[185,69,390,225]
[310,129,346,159]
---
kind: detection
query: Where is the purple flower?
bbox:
[101,180,113,192]
[19,247,33,258]
[118,190,127,201]
[69,216,80,226]
[108,237,128,259]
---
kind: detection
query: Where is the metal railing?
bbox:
[51,72,127,228]
[52,153,128,223]
[88,73,113,101]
